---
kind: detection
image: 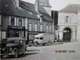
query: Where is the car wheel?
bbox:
[14,49,19,58]
[28,41,34,47]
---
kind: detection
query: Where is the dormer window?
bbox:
[12,0,19,7]
[5,5,8,7]
[29,12,33,15]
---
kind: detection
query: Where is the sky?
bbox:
[22,0,80,11]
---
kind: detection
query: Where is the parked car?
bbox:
[1,37,27,58]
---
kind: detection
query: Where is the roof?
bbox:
[0,0,39,19]
[43,15,53,22]
[20,1,53,22]
[60,4,80,13]
[20,1,50,15]
[20,1,38,14]
[39,6,50,16]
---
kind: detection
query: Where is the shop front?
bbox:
[7,26,26,38]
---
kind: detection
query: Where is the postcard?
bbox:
[0,0,80,60]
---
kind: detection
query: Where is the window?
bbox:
[29,24,32,31]
[49,26,52,32]
[2,31,6,39]
[0,15,1,25]
[35,24,38,31]
[46,25,48,32]
[66,16,71,23]
[11,17,15,26]
[40,25,43,31]
[19,18,22,26]
[8,30,25,37]
[19,31,24,37]
[36,37,39,39]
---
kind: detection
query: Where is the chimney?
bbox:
[35,0,39,14]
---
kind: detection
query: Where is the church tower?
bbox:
[38,0,51,7]
[35,0,51,16]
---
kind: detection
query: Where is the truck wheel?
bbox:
[14,49,19,58]
[47,41,52,46]
[34,42,38,47]
[1,55,3,58]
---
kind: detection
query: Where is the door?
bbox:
[63,28,71,42]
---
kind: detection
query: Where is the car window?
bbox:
[40,37,43,40]
[7,40,19,44]
[20,40,23,44]
[35,37,39,39]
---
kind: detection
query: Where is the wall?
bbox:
[0,15,1,40]
[58,25,77,41]
[58,12,77,41]
[27,18,53,33]
[28,19,40,31]
[58,12,77,25]
[1,15,9,31]
[77,13,80,41]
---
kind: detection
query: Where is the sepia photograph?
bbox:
[0,0,80,60]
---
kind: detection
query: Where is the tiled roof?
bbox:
[39,6,49,16]
[0,0,39,19]
[20,1,38,14]
[60,4,80,13]
[43,15,53,22]
[20,1,53,22]
[0,0,53,21]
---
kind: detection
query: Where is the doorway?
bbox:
[63,28,71,42]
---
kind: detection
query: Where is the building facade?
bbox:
[1,0,54,41]
[1,0,39,40]
[58,13,77,42]
[57,4,80,42]
[0,15,1,40]
[20,0,54,40]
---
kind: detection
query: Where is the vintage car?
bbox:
[1,37,27,58]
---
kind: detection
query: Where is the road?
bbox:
[2,41,80,60]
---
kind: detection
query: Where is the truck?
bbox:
[33,33,54,46]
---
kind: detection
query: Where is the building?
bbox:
[1,0,54,42]
[57,4,80,42]
[0,14,1,41]
[35,0,54,34]
[20,0,54,40]
[0,0,1,41]
[1,0,39,40]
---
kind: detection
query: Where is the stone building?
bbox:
[58,4,80,42]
